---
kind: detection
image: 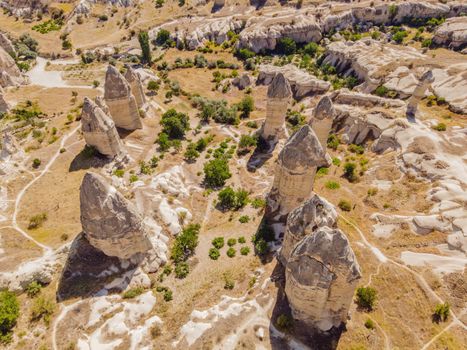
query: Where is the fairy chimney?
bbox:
[406,70,435,118]
[124,65,146,108]
[309,96,336,150]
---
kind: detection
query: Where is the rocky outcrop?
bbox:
[268,125,327,219]
[309,96,336,150]
[431,63,467,114]
[124,65,146,109]
[0,0,49,17]
[104,65,142,130]
[279,195,337,265]
[260,73,291,142]
[0,46,27,88]
[257,64,330,100]
[80,172,152,259]
[285,225,361,332]
[0,87,9,113]
[406,70,434,118]
[232,73,252,90]
[0,128,24,175]
[81,97,125,158]
[433,17,467,51]
[0,33,15,56]
[238,14,322,53]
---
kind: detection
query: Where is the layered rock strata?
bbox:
[285,225,361,332]
[268,125,327,219]
[80,172,152,259]
[81,97,125,158]
[308,96,336,150]
[257,64,330,99]
[260,73,291,142]
[406,70,434,118]
[104,65,142,130]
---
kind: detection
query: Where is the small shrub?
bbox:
[365,318,375,330]
[204,158,231,188]
[226,247,236,258]
[374,85,388,97]
[239,215,250,223]
[223,275,235,290]
[316,167,329,177]
[28,213,47,229]
[209,248,220,260]
[171,224,200,263]
[276,314,293,330]
[30,296,55,325]
[240,247,250,256]
[163,289,173,302]
[227,238,237,247]
[348,144,364,155]
[32,158,41,168]
[343,162,357,182]
[251,198,266,209]
[0,291,19,343]
[432,123,446,132]
[175,262,189,279]
[211,237,224,249]
[113,169,125,178]
[356,286,377,310]
[122,287,145,299]
[325,181,340,190]
[129,174,139,183]
[367,188,378,196]
[338,200,352,212]
[433,302,450,323]
[26,281,42,298]
[327,134,340,150]
[238,236,246,244]
[332,157,341,166]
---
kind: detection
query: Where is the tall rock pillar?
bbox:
[124,65,146,109]
[406,70,435,118]
[104,65,142,130]
[309,95,336,150]
[267,125,327,220]
[261,73,292,143]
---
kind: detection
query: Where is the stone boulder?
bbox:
[257,64,330,99]
[433,17,467,51]
[268,125,327,219]
[285,226,361,332]
[104,65,142,130]
[232,73,252,90]
[279,195,337,265]
[80,172,152,259]
[81,97,125,158]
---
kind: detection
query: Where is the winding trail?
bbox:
[10,125,81,251]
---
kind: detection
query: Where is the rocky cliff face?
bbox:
[285,225,361,332]
[104,65,142,130]
[0,33,15,56]
[81,97,125,158]
[268,125,327,219]
[80,172,153,260]
[0,46,28,88]
[257,64,330,100]
[433,17,467,51]
[260,73,291,142]
[124,65,146,109]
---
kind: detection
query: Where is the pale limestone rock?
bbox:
[431,63,467,114]
[279,195,337,265]
[0,87,10,113]
[309,96,336,150]
[285,226,361,332]
[406,70,435,118]
[81,97,125,158]
[80,172,152,259]
[258,64,330,99]
[268,125,327,219]
[0,128,23,161]
[0,46,27,88]
[238,14,322,53]
[433,17,467,50]
[104,65,142,130]
[260,73,291,142]
[124,65,146,108]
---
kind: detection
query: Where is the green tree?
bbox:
[236,95,254,119]
[433,302,450,323]
[303,42,319,56]
[0,291,19,344]
[343,162,357,182]
[171,224,201,263]
[160,109,189,139]
[218,187,237,209]
[155,29,171,47]
[138,31,152,64]
[184,143,200,162]
[356,286,377,310]
[276,37,296,55]
[203,158,231,188]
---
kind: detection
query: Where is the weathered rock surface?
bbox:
[431,63,467,114]
[0,46,27,88]
[232,73,252,90]
[279,195,337,266]
[81,97,125,158]
[406,70,434,118]
[285,226,361,332]
[238,14,322,53]
[258,64,330,99]
[261,73,291,142]
[104,65,142,130]
[309,96,336,150]
[0,87,10,113]
[124,65,146,108]
[433,16,467,50]
[80,172,152,259]
[0,33,15,56]
[268,125,327,219]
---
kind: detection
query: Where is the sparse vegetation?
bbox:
[240,247,250,255]
[325,181,340,190]
[30,296,55,325]
[209,248,220,260]
[211,237,225,249]
[338,200,352,212]
[356,286,377,310]
[26,281,42,298]
[28,213,47,229]
[122,287,145,299]
[433,302,450,323]
[226,247,236,258]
